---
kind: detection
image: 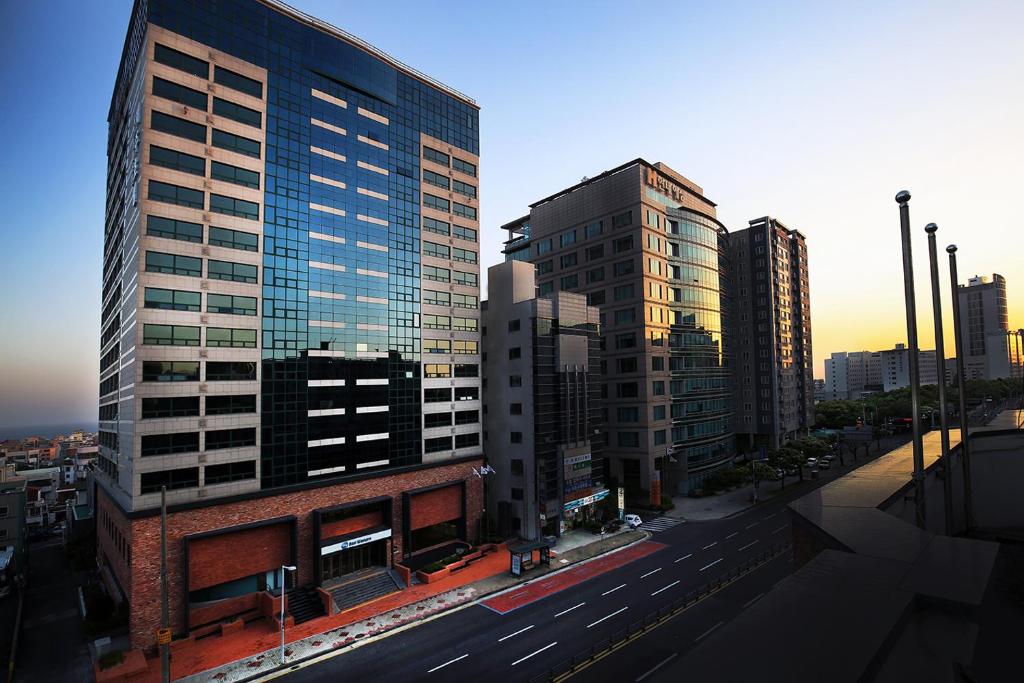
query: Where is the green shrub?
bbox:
[421,562,446,573]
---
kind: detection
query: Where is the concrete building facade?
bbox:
[728,217,813,450]
[98,0,483,649]
[958,274,1022,380]
[502,160,733,501]
[482,261,604,541]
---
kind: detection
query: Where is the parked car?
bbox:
[805,457,818,467]
[784,467,799,476]
[624,514,643,529]
[818,459,832,469]
[822,454,836,462]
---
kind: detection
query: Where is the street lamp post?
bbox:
[279,564,296,665]
[925,224,954,535]
[896,191,927,529]
[946,245,975,529]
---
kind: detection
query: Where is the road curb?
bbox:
[217,530,655,683]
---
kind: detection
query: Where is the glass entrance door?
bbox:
[320,540,387,584]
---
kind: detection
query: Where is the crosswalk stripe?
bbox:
[638,516,685,532]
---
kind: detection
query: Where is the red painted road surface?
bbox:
[481,540,667,614]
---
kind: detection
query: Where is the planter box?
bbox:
[94,649,148,683]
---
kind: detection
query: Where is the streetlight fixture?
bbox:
[279,564,297,665]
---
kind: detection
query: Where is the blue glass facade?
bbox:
[140,0,480,488]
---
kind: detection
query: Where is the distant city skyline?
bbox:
[2,0,1023,426]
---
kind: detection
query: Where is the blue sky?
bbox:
[1,0,1022,428]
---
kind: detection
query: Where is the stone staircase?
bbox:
[329,568,404,613]
[286,585,326,625]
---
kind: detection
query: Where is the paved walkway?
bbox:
[128,529,646,682]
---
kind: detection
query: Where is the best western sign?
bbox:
[320,528,391,555]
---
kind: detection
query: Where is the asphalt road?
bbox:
[274,437,907,683]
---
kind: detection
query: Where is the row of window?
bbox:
[423,363,479,378]
[149,178,259,220]
[145,287,257,316]
[422,216,477,242]
[423,241,478,263]
[151,110,262,159]
[143,323,256,348]
[148,216,259,251]
[423,193,477,221]
[423,290,478,308]
[422,145,477,177]
[425,387,479,402]
[424,410,479,428]
[422,169,477,199]
[141,394,256,419]
[139,459,256,494]
[423,339,479,354]
[422,266,478,287]
[146,250,258,283]
[422,314,478,331]
[143,360,254,382]
[153,76,262,128]
[153,43,263,98]
[424,433,480,453]
[139,427,256,457]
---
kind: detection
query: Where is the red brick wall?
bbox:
[188,592,259,628]
[320,510,382,540]
[409,485,462,530]
[188,523,291,591]
[121,458,483,650]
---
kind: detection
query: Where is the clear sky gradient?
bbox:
[1,0,1022,428]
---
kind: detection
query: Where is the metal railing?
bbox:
[528,540,793,683]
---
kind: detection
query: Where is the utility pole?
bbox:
[946,245,975,529]
[925,224,954,535]
[160,486,170,683]
[896,190,927,529]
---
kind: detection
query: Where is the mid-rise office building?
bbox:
[728,217,813,450]
[482,261,604,541]
[957,274,1021,380]
[822,344,940,400]
[502,160,733,502]
[98,0,482,649]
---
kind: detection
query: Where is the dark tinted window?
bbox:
[206,394,257,415]
[145,251,201,277]
[141,396,199,419]
[150,145,205,176]
[148,180,203,209]
[141,467,199,493]
[211,161,260,189]
[142,361,199,382]
[207,260,258,283]
[140,432,199,456]
[209,226,259,251]
[213,97,262,128]
[214,66,263,98]
[206,361,256,381]
[152,76,208,110]
[147,215,203,243]
[204,460,256,485]
[144,287,200,311]
[153,44,208,78]
[212,129,260,158]
[205,427,256,449]
[209,194,259,220]
[207,293,257,316]
[151,110,206,143]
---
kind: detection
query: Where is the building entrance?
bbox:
[320,539,386,583]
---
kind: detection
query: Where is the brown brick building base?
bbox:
[96,458,483,650]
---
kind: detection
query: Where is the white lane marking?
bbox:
[511,641,558,666]
[742,592,765,609]
[725,532,738,539]
[554,602,586,617]
[699,558,724,572]
[695,621,724,642]
[651,580,680,596]
[771,524,787,534]
[602,584,627,596]
[428,653,468,673]
[702,542,717,550]
[744,522,759,530]
[674,553,693,563]
[765,513,777,520]
[587,606,629,628]
[498,625,534,642]
[635,652,679,682]
[640,568,662,579]
[738,540,759,552]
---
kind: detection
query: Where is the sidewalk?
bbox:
[667,480,791,520]
[131,528,643,682]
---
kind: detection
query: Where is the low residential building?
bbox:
[0,464,27,582]
[482,261,605,541]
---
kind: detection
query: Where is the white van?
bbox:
[624,514,643,529]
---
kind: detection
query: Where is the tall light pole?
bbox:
[925,224,953,535]
[896,191,926,529]
[947,245,975,529]
[280,564,296,665]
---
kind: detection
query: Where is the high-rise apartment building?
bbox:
[481,261,604,541]
[958,274,1021,379]
[98,0,482,648]
[501,160,732,502]
[822,344,939,400]
[729,217,813,450]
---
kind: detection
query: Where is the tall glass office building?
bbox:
[97,0,483,649]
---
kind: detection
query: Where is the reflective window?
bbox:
[214,66,263,98]
[423,169,449,190]
[211,161,260,189]
[150,145,205,176]
[142,360,199,382]
[151,110,206,143]
[205,461,256,484]
[207,260,258,283]
[206,327,257,348]
[423,146,450,166]
[207,293,257,316]
[209,226,258,251]
[153,44,208,78]
[144,287,200,311]
[147,215,203,243]
[206,361,256,381]
[141,432,199,456]
[209,193,259,220]
[149,180,203,209]
[423,217,450,236]
[152,76,208,110]
[143,324,200,346]
[213,97,262,127]
[452,157,476,177]
[212,129,261,158]
[145,251,201,277]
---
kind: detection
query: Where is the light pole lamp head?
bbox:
[283,565,296,572]
[925,223,938,234]
[895,190,912,205]
[946,244,957,254]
